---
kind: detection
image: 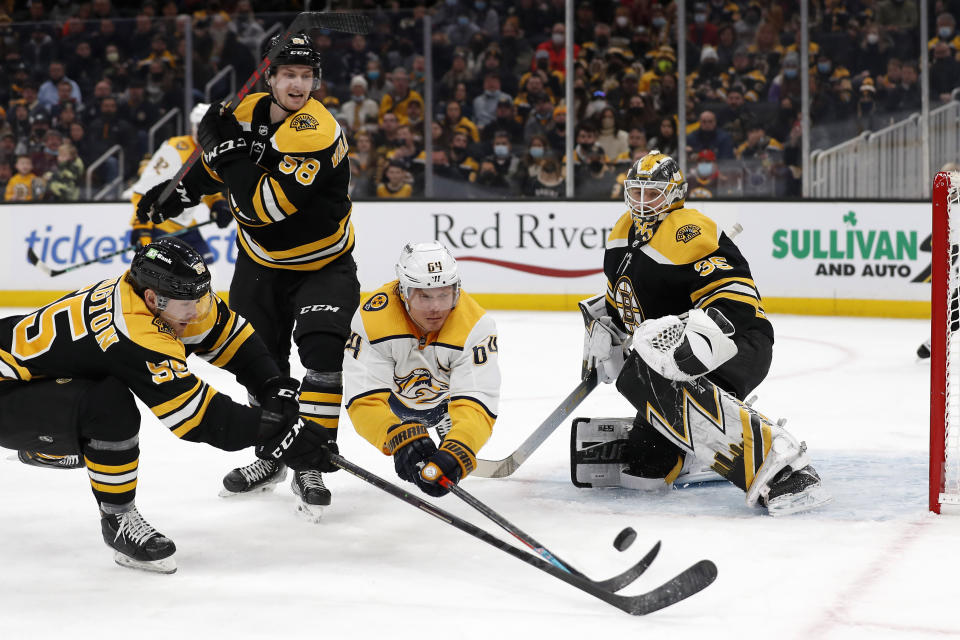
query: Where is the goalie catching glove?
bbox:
[136,179,201,224]
[579,294,629,383]
[388,421,475,497]
[632,307,737,382]
[255,376,339,472]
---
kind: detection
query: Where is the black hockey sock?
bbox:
[83,435,139,509]
[298,369,342,442]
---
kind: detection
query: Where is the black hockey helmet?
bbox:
[129,237,211,301]
[263,32,322,90]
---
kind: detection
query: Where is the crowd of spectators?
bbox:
[2,0,958,203]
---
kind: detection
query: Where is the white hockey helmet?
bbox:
[189,102,210,138]
[395,241,460,308]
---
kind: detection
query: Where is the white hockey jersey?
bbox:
[343,281,500,459]
[130,136,223,232]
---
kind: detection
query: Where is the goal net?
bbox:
[931,170,960,513]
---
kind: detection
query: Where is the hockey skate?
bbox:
[291,470,331,523]
[17,450,84,470]
[760,464,831,516]
[100,506,176,574]
[220,459,287,497]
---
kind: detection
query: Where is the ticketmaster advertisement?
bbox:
[0,200,930,316]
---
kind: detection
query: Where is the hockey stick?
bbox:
[26,219,218,277]
[440,477,652,592]
[331,453,717,615]
[474,368,598,478]
[152,12,372,210]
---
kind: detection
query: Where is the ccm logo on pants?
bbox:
[301,304,341,314]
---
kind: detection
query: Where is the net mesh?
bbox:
[941,171,960,506]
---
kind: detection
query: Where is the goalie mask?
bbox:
[263,32,323,92]
[129,237,214,329]
[396,241,461,316]
[623,151,687,244]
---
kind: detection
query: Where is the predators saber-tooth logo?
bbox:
[394,368,448,404]
[290,113,319,131]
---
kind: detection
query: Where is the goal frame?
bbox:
[931,171,959,513]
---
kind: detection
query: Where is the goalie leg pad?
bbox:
[615,352,804,499]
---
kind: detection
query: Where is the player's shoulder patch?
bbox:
[363,291,389,312]
[290,113,320,131]
[645,208,720,265]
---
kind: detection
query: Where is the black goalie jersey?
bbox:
[185,93,353,271]
[0,276,280,450]
[604,208,774,343]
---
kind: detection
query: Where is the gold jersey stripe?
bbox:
[209,322,254,368]
[268,177,298,215]
[0,348,32,381]
[238,222,354,271]
[689,277,758,303]
[698,292,767,319]
[151,379,202,418]
[83,458,138,473]
[250,174,275,224]
[205,310,238,355]
[172,386,217,438]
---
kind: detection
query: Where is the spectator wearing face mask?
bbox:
[522,157,565,198]
[489,130,520,186]
[342,76,381,136]
[517,134,552,192]
[687,110,735,161]
[928,12,960,55]
[768,51,802,105]
[470,156,512,196]
[857,25,894,80]
[472,72,512,129]
[688,149,721,199]
[689,2,719,49]
[596,107,629,161]
[534,23,580,74]
[639,46,676,93]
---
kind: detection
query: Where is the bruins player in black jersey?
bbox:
[136,34,360,519]
[577,151,830,515]
[0,238,338,573]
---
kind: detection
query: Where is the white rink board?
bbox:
[0,200,930,302]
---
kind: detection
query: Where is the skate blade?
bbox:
[766,485,833,516]
[294,498,324,524]
[113,551,177,574]
[218,482,282,498]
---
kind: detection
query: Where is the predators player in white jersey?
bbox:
[129,102,232,261]
[575,151,830,515]
[0,237,337,573]
[343,242,500,497]
[136,33,360,515]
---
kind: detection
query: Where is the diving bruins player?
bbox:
[342,242,501,497]
[136,33,360,518]
[0,238,338,573]
[576,151,830,515]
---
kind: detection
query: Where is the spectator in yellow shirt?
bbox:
[4,155,45,201]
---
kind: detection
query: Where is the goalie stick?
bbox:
[331,453,717,615]
[152,12,372,211]
[441,477,653,592]
[474,368,598,478]
[26,218,218,277]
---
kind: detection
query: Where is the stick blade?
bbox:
[26,247,57,276]
[624,559,718,616]
[303,12,373,34]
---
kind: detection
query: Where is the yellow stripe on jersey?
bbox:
[699,292,767,319]
[237,213,354,271]
[172,385,217,438]
[250,174,275,224]
[300,391,341,405]
[690,277,758,303]
[150,379,202,419]
[0,347,33,381]
[208,322,255,368]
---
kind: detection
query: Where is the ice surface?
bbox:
[0,310,955,639]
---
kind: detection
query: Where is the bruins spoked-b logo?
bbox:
[676,224,701,243]
[363,292,389,311]
[290,113,319,131]
[614,276,644,330]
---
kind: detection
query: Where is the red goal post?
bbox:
[931,170,960,513]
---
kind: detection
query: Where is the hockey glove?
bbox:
[632,308,738,382]
[418,439,476,496]
[255,376,340,473]
[389,423,447,497]
[197,105,248,173]
[136,179,200,224]
[583,316,629,384]
[209,199,233,228]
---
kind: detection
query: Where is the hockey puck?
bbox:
[613,527,637,552]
